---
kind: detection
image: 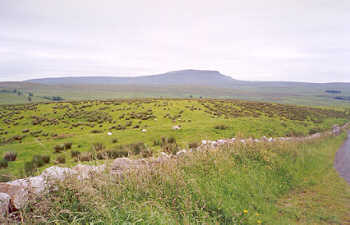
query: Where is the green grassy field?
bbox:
[1,81,350,108]
[18,132,350,224]
[0,99,349,180]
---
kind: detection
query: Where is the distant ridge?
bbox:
[27,69,237,86]
[26,69,350,88]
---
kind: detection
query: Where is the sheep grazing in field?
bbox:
[172,125,181,130]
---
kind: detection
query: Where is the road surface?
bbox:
[335,131,350,184]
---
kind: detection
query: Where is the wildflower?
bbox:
[257,220,262,224]
[243,209,248,214]
[256,213,260,216]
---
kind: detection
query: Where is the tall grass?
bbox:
[18,133,350,224]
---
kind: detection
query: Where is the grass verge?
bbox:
[14,133,350,224]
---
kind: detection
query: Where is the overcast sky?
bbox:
[0,0,349,82]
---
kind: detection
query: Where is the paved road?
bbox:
[335,131,350,184]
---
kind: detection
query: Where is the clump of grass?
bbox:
[96,151,107,160]
[24,161,35,176]
[0,173,11,182]
[71,150,81,158]
[64,142,72,150]
[22,154,51,176]
[3,151,17,161]
[188,142,199,149]
[214,124,228,130]
[105,148,128,159]
[56,155,66,164]
[92,143,104,152]
[54,145,65,153]
[42,155,50,164]
[79,152,92,162]
[91,130,102,134]
[153,139,161,146]
[32,155,45,167]
[128,142,146,155]
[160,136,179,154]
[0,159,8,169]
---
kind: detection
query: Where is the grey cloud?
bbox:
[0,0,349,82]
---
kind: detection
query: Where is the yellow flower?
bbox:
[257,220,262,224]
[256,213,260,216]
[243,209,248,214]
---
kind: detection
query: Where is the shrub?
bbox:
[56,155,66,164]
[79,152,92,162]
[112,138,118,144]
[24,161,35,176]
[4,151,17,161]
[64,142,72,150]
[71,150,81,158]
[54,145,64,153]
[0,159,8,169]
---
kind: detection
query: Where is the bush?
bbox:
[71,150,81,158]
[0,159,8,169]
[112,138,118,144]
[24,161,35,176]
[4,151,17,161]
[64,142,72,150]
[54,145,64,153]
[56,155,66,164]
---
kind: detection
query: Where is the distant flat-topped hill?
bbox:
[0,69,350,106]
[27,70,236,86]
